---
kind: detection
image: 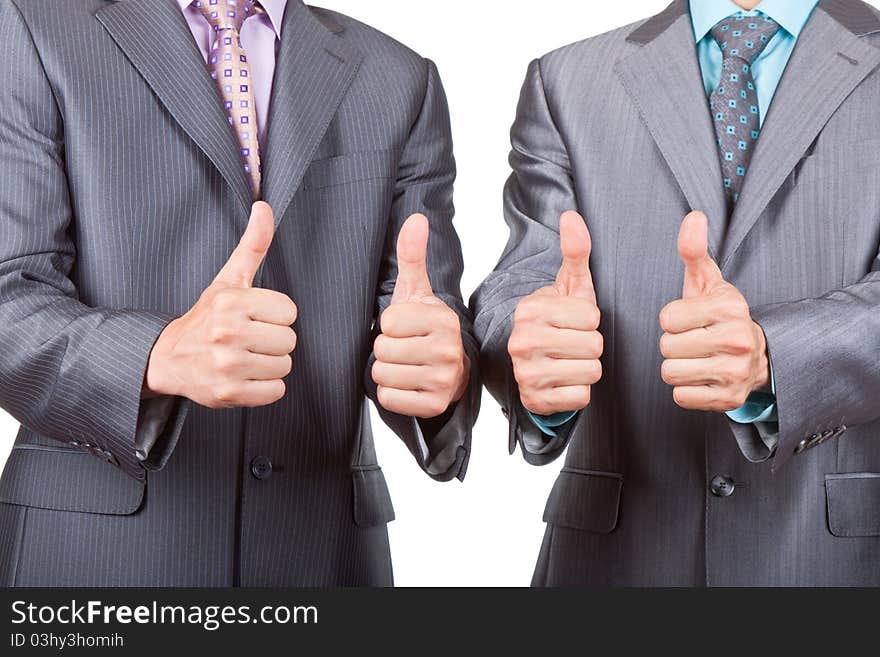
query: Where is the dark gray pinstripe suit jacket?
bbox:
[0,0,480,586]
[473,0,880,586]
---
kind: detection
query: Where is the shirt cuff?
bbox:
[726,355,777,424]
[526,409,577,437]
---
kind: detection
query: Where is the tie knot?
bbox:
[710,13,781,64]
[195,0,261,33]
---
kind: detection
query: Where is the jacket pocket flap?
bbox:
[543,468,623,534]
[352,466,395,528]
[826,473,880,537]
[301,150,396,190]
[0,446,145,516]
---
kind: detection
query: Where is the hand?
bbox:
[659,211,770,412]
[144,202,298,409]
[372,214,469,419]
[508,211,603,416]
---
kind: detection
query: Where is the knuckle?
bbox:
[373,334,388,359]
[212,289,238,312]
[586,360,603,384]
[441,308,461,331]
[672,387,689,408]
[514,361,540,388]
[269,380,287,403]
[727,390,748,410]
[371,360,386,383]
[431,367,457,391]
[723,359,750,384]
[380,307,399,335]
[514,297,540,324]
[507,332,530,360]
[660,360,674,384]
[725,328,752,354]
[438,342,461,365]
[659,306,674,331]
[287,298,298,324]
[659,333,672,357]
[425,397,448,418]
[722,294,750,319]
[376,385,389,406]
[587,304,602,329]
[573,385,592,409]
[376,386,396,412]
[521,393,548,415]
[208,324,235,346]
[734,359,752,382]
[211,350,237,375]
[214,384,238,406]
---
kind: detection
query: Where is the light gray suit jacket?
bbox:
[0,0,480,586]
[472,0,880,586]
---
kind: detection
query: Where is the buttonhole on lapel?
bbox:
[837,52,859,66]
[323,47,345,64]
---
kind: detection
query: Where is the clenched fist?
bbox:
[144,202,297,409]
[508,211,603,416]
[372,214,469,419]
[659,211,770,412]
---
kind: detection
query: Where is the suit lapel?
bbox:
[719,1,880,269]
[95,0,253,215]
[616,0,728,259]
[260,2,364,228]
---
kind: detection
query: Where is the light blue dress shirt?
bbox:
[528,0,819,437]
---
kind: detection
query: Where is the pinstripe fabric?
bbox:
[0,0,478,587]
[472,0,880,586]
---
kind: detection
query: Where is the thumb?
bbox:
[678,211,724,298]
[391,213,433,304]
[214,201,275,288]
[555,211,596,302]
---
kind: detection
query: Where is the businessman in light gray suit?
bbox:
[473,0,880,585]
[0,0,480,586]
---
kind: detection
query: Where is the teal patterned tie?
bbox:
[710,13,781,207]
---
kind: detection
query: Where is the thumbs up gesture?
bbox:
[372,214,469,419]
[144,202,298,408]
[508,211,603,415]
[659,212,770,411]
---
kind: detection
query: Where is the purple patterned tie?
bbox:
[195,0,264,199]
[709,13,781,207]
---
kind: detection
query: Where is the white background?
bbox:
[3,1,872,587]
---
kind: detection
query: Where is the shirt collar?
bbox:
[690,0,820,42]
[178,0,287,38]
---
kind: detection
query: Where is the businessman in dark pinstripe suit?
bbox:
[0,0,480,586]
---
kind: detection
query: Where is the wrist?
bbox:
[450,352,470,404]
[751,321,771,392]
[143,320,182,399]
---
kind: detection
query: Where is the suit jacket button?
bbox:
[710,475,735,498]
[250,456,273,481]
